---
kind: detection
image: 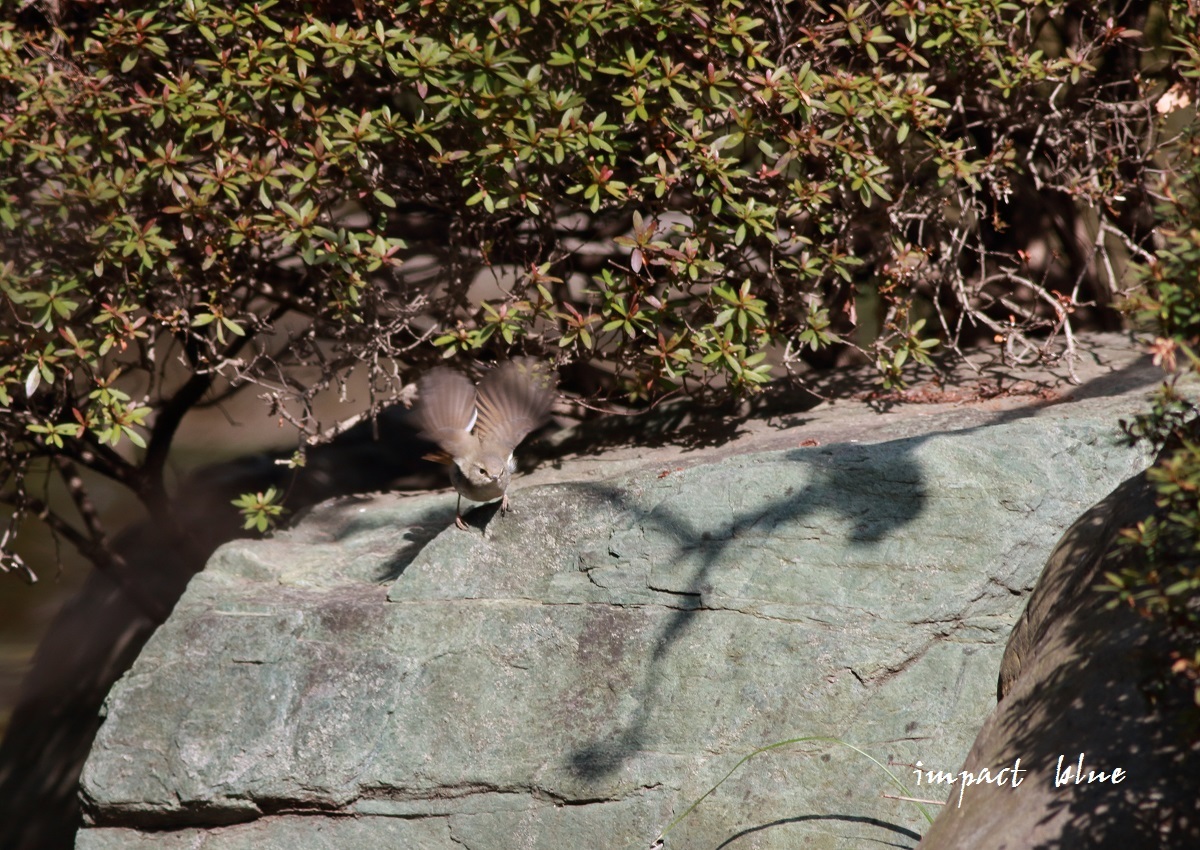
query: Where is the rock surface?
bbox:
[77,336,1161,849]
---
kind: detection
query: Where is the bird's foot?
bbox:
[500,493,510,517]
[454,513,469,531]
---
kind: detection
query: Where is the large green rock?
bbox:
[77,351,1158,849]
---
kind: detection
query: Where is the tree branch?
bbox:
[0,491,169,622]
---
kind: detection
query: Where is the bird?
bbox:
[413,359,556,530]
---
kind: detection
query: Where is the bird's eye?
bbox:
[478,466,487,476]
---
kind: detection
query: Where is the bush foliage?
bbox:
[0,0,1193,577]
[1108,27,1200,707]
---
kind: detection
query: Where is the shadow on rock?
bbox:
[565,437,929,785]
[715,814,923,849]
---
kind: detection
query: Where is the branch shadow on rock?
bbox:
[714,814,922,849]
[562,433,931,846]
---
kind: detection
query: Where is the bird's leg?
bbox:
[500,492,510,517]
[455,494,469,531]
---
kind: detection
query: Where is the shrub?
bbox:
[0,0,1187,577]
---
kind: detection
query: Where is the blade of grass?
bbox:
[652,735,937,847]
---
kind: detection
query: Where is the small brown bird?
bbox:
[414,359,556,530]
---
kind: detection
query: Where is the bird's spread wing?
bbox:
[414,367,479,458]
[474,359,556,455]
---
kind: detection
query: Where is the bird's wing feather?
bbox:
[475,359,556,455]
[414,367,479,458]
